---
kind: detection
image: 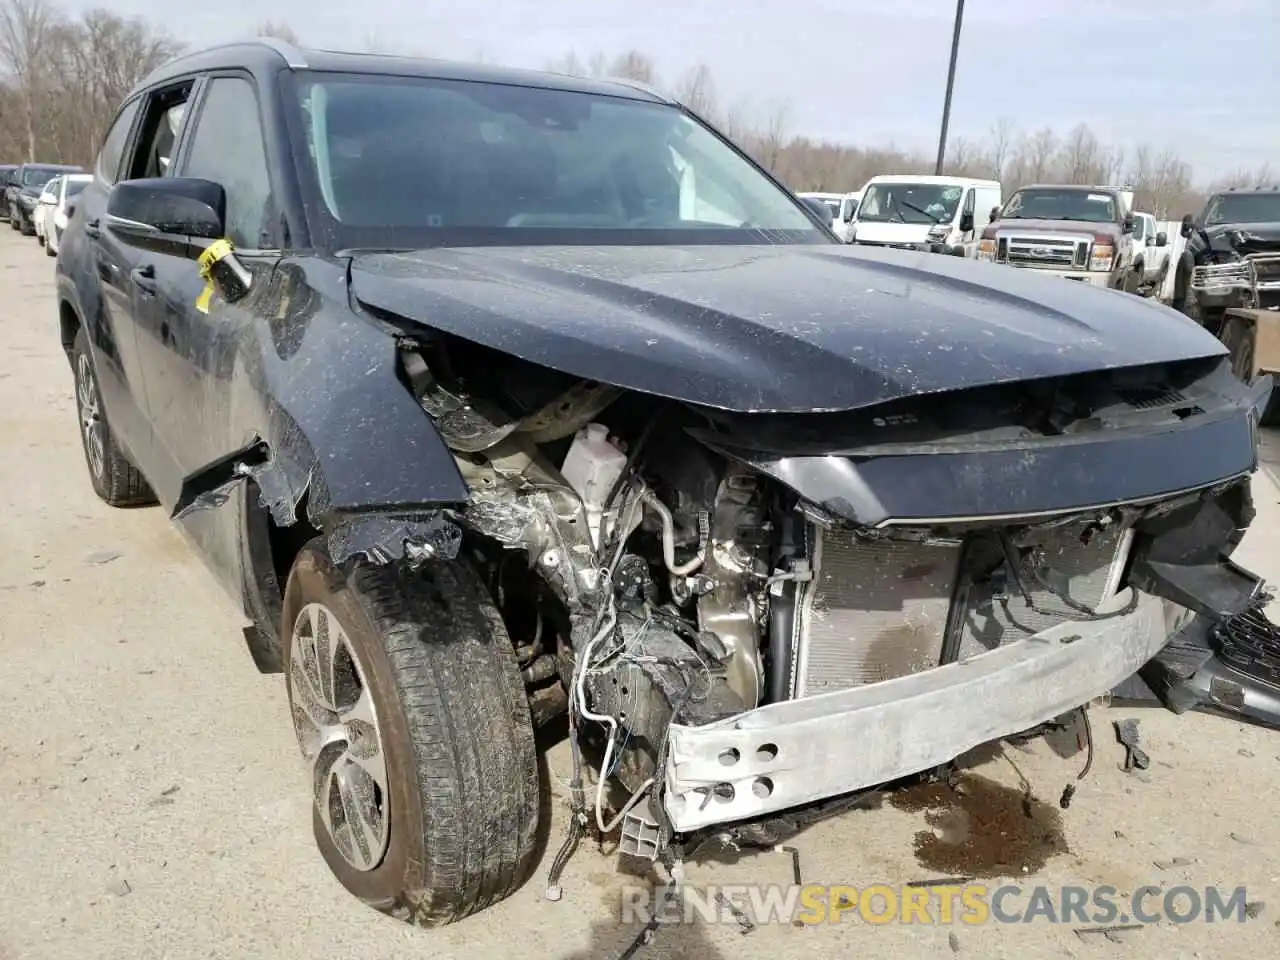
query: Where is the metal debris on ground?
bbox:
[715,891,756,935]
[1229,832,1254,844]
[776,845,802,885]
[1075,923,1143,943]
[948,931,961,952]
[615,883,680,960]
[908,876,976,888]
[1112,719,1150,772]
[84,549,123,565]
[1152,856,1193,870]
[1244,901,1266,920]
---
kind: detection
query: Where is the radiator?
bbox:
[956,523,1135,659]
[791,531,962,698]
[789,522,1135,699]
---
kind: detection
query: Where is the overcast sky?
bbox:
[67,0,1278,182]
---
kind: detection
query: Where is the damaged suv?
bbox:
[56,40,1275,925]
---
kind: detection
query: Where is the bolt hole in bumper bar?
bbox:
[663,590,1174,832]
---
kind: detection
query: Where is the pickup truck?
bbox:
[1130,212,1171,292]
[977,184,1148,292]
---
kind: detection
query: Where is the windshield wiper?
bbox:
[894,198,946,224]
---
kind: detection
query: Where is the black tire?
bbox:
[1218,314,1280,426]
[281,541,541,926]
[1221,314,1255,384]
[70,326,157,507]
[45,241,55,258]
[1121,267,1141,295]
[19,214,33,236]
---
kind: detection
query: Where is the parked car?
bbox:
[849,174,1000,256]
[977,184,1144,291]
[58,39,1274,927]
[796,190,861,241]
[1129,211,1171,292]
[41,173,92,257]
[0,164,18,220]
[33,176,62,246]
[7,162,82,235]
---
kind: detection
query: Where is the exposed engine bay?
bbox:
[396,332,1269,859]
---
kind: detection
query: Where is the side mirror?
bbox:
[1180,213,1195,238]
[1155,231,1168,247]
[959,212,974,233]
[842,205,856,223]
[106,177,226,259]
[989,206,1001,222]
[65,202,77,218]
[1122,215,1135,234]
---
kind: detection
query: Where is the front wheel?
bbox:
[281,542,541,926]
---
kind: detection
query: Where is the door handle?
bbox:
[131,264,158,295]
[84,217,100,238]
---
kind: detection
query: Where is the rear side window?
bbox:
[97,99,141,185]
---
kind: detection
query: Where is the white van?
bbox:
[797,190,862,242]
[850,175,1002,256]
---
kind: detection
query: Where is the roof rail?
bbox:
[252,37,309,68]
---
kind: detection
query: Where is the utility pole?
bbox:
[934,0,966,175]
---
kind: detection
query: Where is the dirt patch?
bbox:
[889,773,1068,878]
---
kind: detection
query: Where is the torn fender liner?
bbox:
[240,460,308,529]
[325,512,463,566]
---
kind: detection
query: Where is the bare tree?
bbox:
[987,117,1015,180]
[256,21,300,44]
[1024,127,1059,184]
[672,62,716,117]
[0,0,58,160]
[607,50,655,83]
[0,22,1259,211]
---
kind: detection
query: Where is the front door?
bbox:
[133,73,281,504]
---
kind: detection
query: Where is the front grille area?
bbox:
[791,521,1135,699]
[998,232,1092,269]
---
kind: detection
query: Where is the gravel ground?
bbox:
[1,227,1278,959]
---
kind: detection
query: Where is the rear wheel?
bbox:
[281,541,541,926]
[70,327,156,507]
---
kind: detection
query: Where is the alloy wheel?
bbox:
[76,353,105,480]
[289,602,391,872]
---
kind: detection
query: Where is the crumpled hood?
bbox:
[989,217,1123,237]
[349,244,1228,413]
[1204,221,1280,256]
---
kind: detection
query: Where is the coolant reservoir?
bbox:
[561,423,627,547]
